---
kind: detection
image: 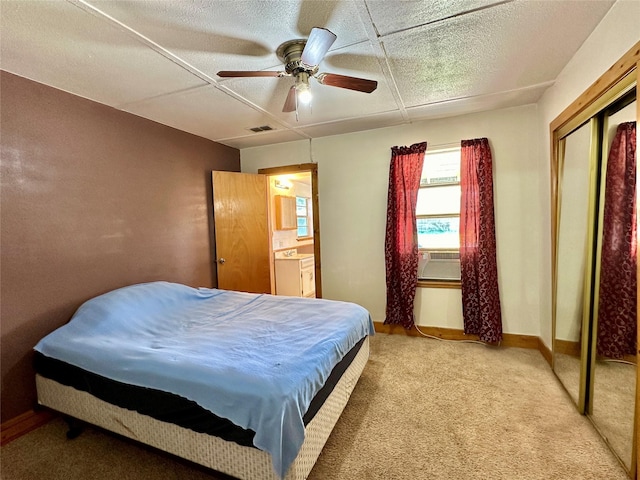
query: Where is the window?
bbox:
[417,148,461,282]
[296,196,311,238]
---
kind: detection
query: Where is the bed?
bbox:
[33,281,374,480]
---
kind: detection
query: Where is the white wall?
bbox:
[242,104,541,336]
[537,0,640,347]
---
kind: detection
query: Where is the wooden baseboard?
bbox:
[373,321,540,350]
[538,338,553,366]
[1,409,55,446]
[554,339,581,357]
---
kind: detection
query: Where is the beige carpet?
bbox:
[1,333,629,480]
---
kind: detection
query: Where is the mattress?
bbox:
[34,336,366,447]
[36,335,370,480]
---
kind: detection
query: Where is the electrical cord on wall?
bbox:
[600,358,636,366]
[413,323,497,346]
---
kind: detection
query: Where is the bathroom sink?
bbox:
[274,249,313,260]
[276,253,313,260]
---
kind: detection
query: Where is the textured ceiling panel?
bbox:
[120,85,294,143]
[0,1,206,106]
[296,110,406,140]
[383,0,616,108]
[220,129,311,149]
[405,83,550,122]
[366,0,507,36]
[92,0,370,78]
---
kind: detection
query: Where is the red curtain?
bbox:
[597,121,637,359]
[384,142,427,329]
[459,138,502,343]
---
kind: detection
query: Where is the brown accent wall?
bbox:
[0,71,240,422]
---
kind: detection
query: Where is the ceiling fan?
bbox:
[217,27,378,113]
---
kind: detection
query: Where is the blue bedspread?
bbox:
[34,282,374,478]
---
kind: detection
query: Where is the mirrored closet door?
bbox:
[551,46,638,479]
[589,93,637,473]
[553,119,595,410]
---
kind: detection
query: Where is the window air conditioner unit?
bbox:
[418,251,461,281]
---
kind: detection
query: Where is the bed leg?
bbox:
[64,416,84,439]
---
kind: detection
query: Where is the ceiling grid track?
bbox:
[65,0,305,137]
[356,0,409,123]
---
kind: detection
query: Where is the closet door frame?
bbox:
[550,41,640,479]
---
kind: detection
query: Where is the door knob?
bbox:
[218,258,226,264]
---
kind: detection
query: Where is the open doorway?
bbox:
[258,163,322,298]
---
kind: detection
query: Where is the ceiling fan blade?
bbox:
[283,86,297,112]
[316,73,378,93]
[300,27,337,67]
[217,71,286,78]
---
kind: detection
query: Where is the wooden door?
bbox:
[211,171,272,294]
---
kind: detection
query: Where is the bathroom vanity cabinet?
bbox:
[275,255,315,298]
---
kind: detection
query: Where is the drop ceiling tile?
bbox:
[366,0,507,36]
[383,0,615,108]
[89,0,370,78]
[296,110,406,139]
[405,83,550,122]
[220,41,399,126]
[219,129,310,149]
[0,1,206,106]
[120,84,291,143]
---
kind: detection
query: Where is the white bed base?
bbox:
[36,336,369,480]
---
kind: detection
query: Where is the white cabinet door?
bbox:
[275,256,315,297]
[301,262,315,298]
